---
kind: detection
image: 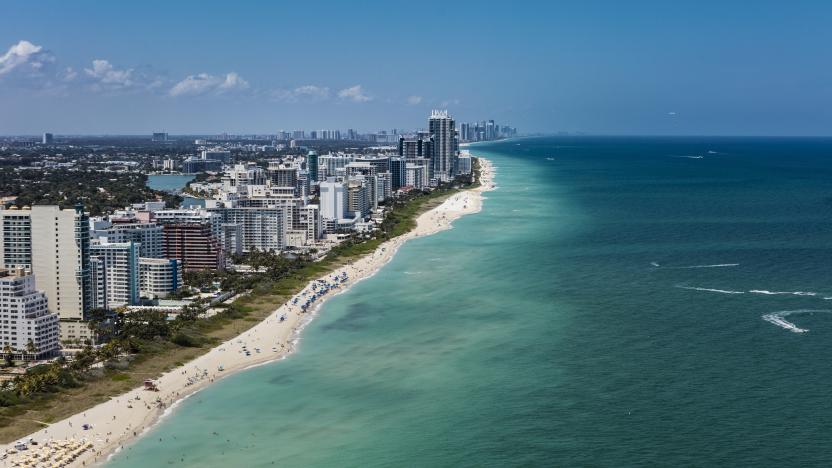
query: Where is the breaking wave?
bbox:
[677,286,745,294]
[665,263,740,269]
[749,290,818,297]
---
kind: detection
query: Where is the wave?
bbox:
[762,309,831,333]
[650,261,660,267]
[677,286,745,294]
[749,290,818,297]
[663,263,739,269]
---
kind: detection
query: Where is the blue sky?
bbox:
[1,0,830,135]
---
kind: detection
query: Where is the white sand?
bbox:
[0,158,495,468]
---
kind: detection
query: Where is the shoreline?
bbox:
[0,157,495,468]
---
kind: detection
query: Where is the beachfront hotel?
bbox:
[0,268,61,361]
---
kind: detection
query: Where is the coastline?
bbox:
[0,157,495,468]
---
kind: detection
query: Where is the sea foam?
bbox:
[666,263,739,269]
[761,309,831,333]
[677,286,745,294]
[749,290,818,297]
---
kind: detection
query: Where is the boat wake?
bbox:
[749,290,818,297]
[762,309,831,333]
[671,155,704,159]
[677,286,745,294]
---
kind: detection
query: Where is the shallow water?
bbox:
[111,136,832,467]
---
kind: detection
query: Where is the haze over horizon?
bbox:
[1,0,830,136]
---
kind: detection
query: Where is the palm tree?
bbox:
[25,339,37,357]
[2,344,13,367]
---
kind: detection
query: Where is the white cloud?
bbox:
[61,67,78,81]
[407,95,423,105]
[271,84,330,102]
[0,40,55,77]
[337,85,372,103]
[439,98,461,107]
[84,59,134,88]
[169,72,249,97]
[218,72,248,92]
[668,111,677,116]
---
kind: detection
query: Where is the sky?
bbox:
[1,0,831,136]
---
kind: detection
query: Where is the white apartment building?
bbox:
[0,207,32,270]
[406,164,428,189]
[91,222,163,258]
[139,257,181,299]
[210,207,286,253]
[319,178,347,221]
[0,268,60,360]
[90,242,139,309]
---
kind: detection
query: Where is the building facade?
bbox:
[428,110,458,183]
[0,269,60,360]
[139,257,181,299]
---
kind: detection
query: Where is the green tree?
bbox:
[25,339,37,357]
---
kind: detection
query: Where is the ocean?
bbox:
[110,137,832,467]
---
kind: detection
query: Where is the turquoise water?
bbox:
[146,174,195,192]
[111,137,832,467]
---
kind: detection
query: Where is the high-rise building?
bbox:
[319,154,353,179]
[91,223,163,258]
[460,123,470,142]
[0,205,93,341]
[201,149,232,163]
[30,205,91,340]
[428,110,458,183]
[346,179,372,218]
[152,132,168,142]
[42,133,54,144]
[90,242,140,309]
[155,210,224,271]
[457,153,473,175]
[0,268,60,360]
[0,208,32,270]
[319,178,347,221]
[307,150,319,182]
[405,163,428,189]
[390,157,407,190]
[210,207,287,253]
[268,163,299,189]
[139,258,181,299]
[295,204,321,242]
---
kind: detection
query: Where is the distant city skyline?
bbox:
[2,0,831,136]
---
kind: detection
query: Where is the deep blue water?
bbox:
[111,137,832,467]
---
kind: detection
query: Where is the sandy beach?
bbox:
[0,158,494,468]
